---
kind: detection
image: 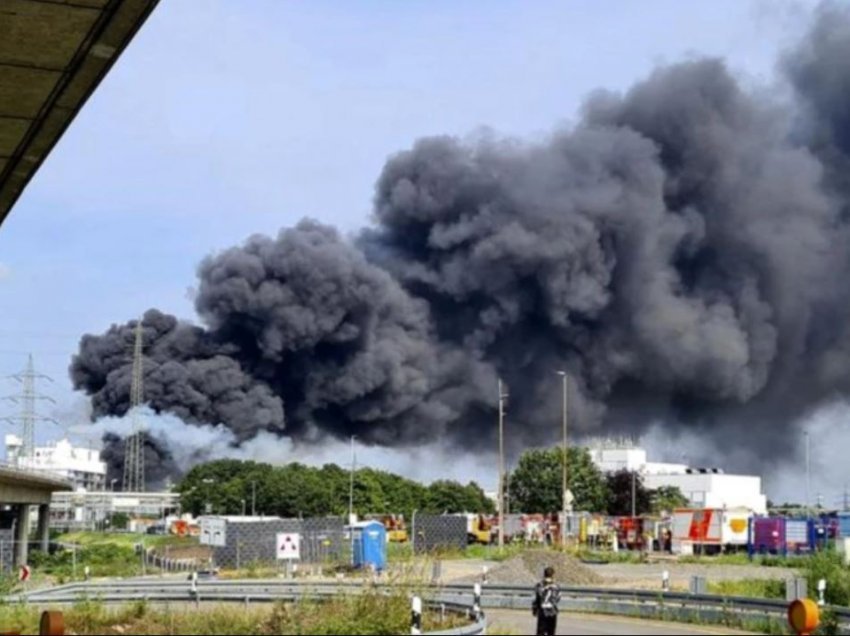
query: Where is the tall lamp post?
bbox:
[498,379,507,549]
[556,371,570,546]
[349,436,357,524]
[805,430,811,520]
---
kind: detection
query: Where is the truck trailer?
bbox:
[672,508,752,554]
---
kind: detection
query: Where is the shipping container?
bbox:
[671,508,751,554]
[786,520,810,552]
[751,517,785,554]
[749,517,819,556]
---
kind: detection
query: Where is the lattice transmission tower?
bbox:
[2,355,57,463]
[122,319,146,492]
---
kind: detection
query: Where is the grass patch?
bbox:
[678,553,805,568]
[388,541,536,563]
[56,531,196,550]
[29,543,143,580]
[0,594,465,635]
[573,549,646,564]
[27,532,206,581]
[463,543,528,562]
[707,578,786,599]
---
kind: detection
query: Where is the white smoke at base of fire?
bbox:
[80,406,498,488]
[73,401,850,504]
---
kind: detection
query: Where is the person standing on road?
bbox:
[532,566,561,636]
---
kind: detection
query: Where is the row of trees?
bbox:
[506,448,689,516]
[177,448,688,519]
[176,459,494,518]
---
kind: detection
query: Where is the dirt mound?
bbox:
[464,550,603,587]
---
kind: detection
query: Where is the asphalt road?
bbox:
[487,610,754,635]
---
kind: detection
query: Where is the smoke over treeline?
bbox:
[72,4,850,474]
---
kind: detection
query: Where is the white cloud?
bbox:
[0,263,11,281]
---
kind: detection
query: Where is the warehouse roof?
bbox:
[0,0,159,226]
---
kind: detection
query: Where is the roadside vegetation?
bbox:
[707,578,785,599]
[24,532,204,583]
[679,553,808,568]
[0,595,461,635]
[388,541,529,563]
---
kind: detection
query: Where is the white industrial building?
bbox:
[50,490,181,531]
[587,441,767,514]
[4,435,181,529]
[5,435,106,492]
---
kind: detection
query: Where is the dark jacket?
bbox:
[532,578,561,617]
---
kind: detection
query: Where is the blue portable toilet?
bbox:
[350,521,387,571]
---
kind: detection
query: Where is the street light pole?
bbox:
[631,471,637,518]
[251,481,257,517]
[349,436,357,524]
[498,379,507,549]
[556,371,569,546]
[805,430,811,520]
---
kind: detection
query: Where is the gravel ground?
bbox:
[441,559,798,589]
[456,551,603,586]
[584,562,798,590]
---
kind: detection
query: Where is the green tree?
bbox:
[464,481,496,514]
[177,460,274,516]
[650,486,689,514]
[606,469,651,516]
[508,447,608,513]
[176,459,492,519]
[426,480,474,513]
[110,512,129,530]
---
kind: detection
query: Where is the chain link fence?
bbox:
[411,514,467,554]
[210,517,346,569]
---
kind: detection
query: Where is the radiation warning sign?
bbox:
[276,533,300,560]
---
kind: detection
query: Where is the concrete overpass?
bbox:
[0,463,71,568]
[0,0,160,226]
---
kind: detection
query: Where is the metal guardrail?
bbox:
[9,580,488,636]
[12,578,850,628]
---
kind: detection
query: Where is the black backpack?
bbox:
[537,582,560,617]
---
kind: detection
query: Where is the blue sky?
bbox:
[0,0,822,493]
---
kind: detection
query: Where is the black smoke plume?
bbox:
[72,4,850,475]
[100,432,179,490]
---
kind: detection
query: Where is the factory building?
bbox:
[49,490,180,531]
[588,442,767,514]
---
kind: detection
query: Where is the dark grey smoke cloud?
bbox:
[71,5,850,476]
[72,222,494,452]
[784,1,850,197]
[72,309,285,442]
[100,432,179,491]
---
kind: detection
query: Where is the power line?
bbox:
[2,355,58,461]
[122,318,146,493]
[0,331,81,339]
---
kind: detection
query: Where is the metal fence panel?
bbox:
[0,530,13,572]
[412,514,467,553]
[211,517,345,568]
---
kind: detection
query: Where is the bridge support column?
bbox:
[13,504,29,568]
[38,504,50,553]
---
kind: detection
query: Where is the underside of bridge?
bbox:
[0,465,71,568]
[0,0,159,227]
[0,1,159,569]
